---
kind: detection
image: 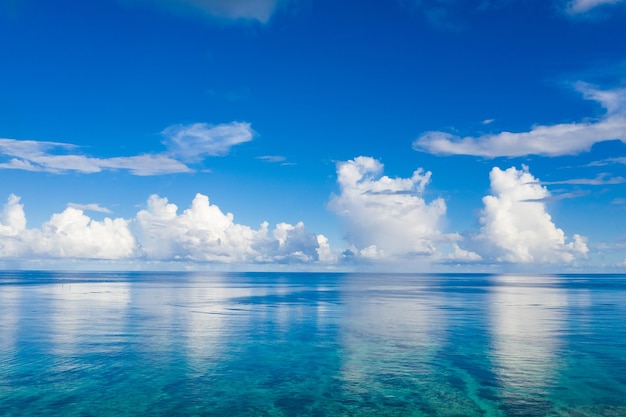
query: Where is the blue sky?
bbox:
[1,0,625,271]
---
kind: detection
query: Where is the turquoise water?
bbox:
[1,272,625,416]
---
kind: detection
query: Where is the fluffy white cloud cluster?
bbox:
[477,166,588,263]
[413,84,626,157]
[0,195,29,260]
[0,193,331,265]
[328,156,455,261]
[0,195,136,259]
[136,193,327,263]
[0,163,593,268]
[35,209,136,259]
[0,194,26,227]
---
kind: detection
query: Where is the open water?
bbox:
[0,271,625,416]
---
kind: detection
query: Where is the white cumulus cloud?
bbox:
[0,193,333,266]
[135,193,328,264]
[0,194,26,235]
[0,195,136,260]
[413,84,626,157]
[476,166,588,264]
[0,195,30,258]
[136,193,264,262]
[328,156,473,262]
[34,208,137,259]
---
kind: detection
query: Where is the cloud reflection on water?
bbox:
[47,282,131,358]
[0,283,21,363]
[489,275,567,409]
[2,272,626,417]
[337,276,455,411]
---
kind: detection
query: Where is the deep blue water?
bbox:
[1,271,625,416]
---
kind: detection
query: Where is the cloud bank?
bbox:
[413,84,626,157]
[0,162,592,269]
[0,193,331,266]
[0,121,253,176]
[476,166,588,263]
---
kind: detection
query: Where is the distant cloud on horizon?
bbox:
[0,193,333,265]
[0,161,596,269]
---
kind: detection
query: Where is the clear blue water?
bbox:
[1,272,625,416]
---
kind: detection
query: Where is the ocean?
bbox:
[0,271,625,416]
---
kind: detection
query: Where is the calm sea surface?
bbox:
[0,271,625,416]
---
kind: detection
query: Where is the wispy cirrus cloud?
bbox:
[257,155,286,163]
[540,173,626,185]
[398,0,521,30]
[99,154,194,175]
[256,155,296,165]
[566,0,625,14]
[413,84,626,157]
[0,138,192,176]
[0,138,192,175]
[520,189,590,203]
[587,156,626,167]
[162,122,254,161]
[67,203,112,214]
[0,121,253,176]
[401,0,624,25]
[118,0,289,23]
